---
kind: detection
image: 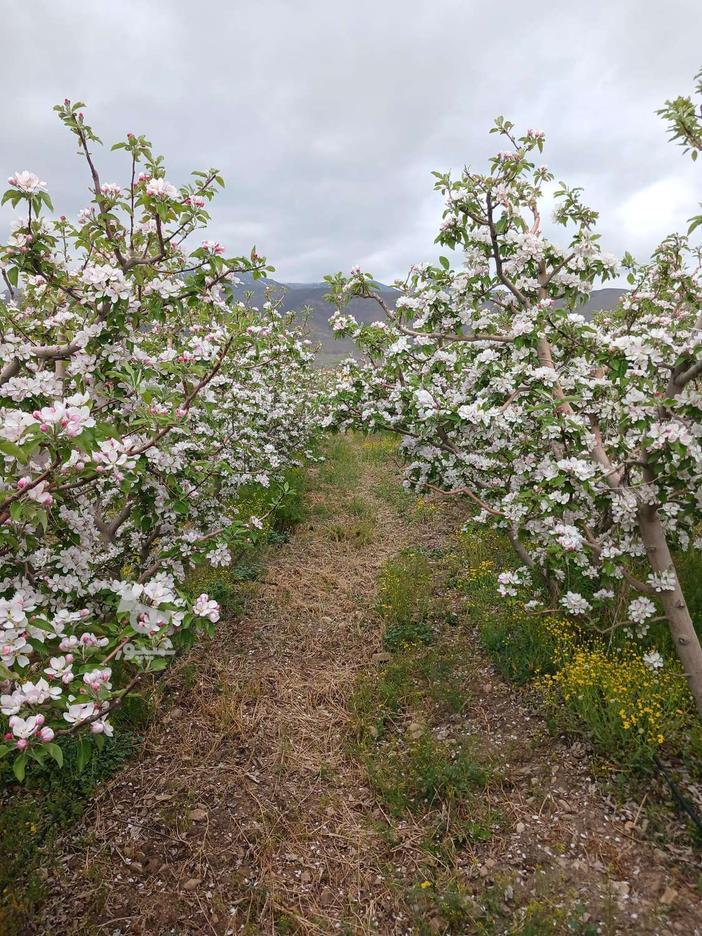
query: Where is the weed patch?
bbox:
[367,732,490,813]
[456,525,702,842]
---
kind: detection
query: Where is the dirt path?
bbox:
[37,436,701,935]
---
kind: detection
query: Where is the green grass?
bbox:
[377,548,434,621]
[403,876,600,936]
[352,643,470,746]
[271,466,309,531]
[0,734,136,934]
[350,543,500,917]
[479,607,565,684]
[366,732,490,814]
[328,515,376,546]
[317,433,363,490]
[674,544,702,639]
[346,495,373,518]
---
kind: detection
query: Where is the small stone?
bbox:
[300,870,312,884]
[428,916,447,934]
[612,880,629,899]
[320,888,334,907]
[516,822,525,834]
[182,878,201,891]
[660,886,677,906]
[189,808,208,822]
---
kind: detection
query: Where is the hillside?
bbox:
[230,275,628,363]
[229,274,398,363]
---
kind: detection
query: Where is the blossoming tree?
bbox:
[326,78,702,717]
[0,101,322,777]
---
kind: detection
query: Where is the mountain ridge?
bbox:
[228,274,628,363]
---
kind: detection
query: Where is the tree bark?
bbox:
[637,501,702,718]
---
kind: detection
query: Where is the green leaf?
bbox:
[0,439,25,460]
[44,742,64,768]
[75,737,92,773]
[34,508,49,533]
[439,256,450,270]
[13,752,28,782]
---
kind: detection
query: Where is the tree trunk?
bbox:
[637,502,702,718]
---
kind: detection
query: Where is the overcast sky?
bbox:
[1,0,701,283]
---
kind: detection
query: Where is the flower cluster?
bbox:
[539,645,692,748]
[0,101,324,777]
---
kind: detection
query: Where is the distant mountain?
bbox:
[228,274,627,364]
[229,273,399,363]
[573,288,628,318]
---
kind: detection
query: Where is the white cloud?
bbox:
[616,177,698,244]
[1,0,701,282]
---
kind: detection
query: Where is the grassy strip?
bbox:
[0,732,138,933]
[350,545,601,935]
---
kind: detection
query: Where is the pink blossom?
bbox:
[202,240,224,254]
[146,178,178,200]
[193,593,220,623]
[8,170,47,193]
